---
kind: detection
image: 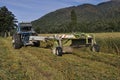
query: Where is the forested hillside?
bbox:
[32,0,120,33]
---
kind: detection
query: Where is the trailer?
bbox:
[29,33,100,56]
[12,22,100,56]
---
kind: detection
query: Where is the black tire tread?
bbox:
[56,47,63,56]
[34,41,40,47]
[13,33,22,49]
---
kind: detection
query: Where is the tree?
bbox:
[35,26,40,33]
[0,6,17,37]
[70,9,77,32]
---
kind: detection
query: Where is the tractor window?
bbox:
[21,26,32,32]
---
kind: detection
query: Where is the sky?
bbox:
[0,0,110,22]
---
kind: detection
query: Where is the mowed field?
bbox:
[0,33,120,80]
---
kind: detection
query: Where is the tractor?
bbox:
[12,22,40,49]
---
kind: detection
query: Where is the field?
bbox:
[94,32,120,55]
[0,33,120,80]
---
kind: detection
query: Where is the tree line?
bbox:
[0,6,17,37]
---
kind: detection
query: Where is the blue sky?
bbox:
[0,0,110,22]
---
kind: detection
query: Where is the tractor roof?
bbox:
[19,22,32,27]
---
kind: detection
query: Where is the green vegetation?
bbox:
[32,0,120,33]
[0,1,120,79]
[69,9,77,32]
[0,6,17,37]
[0,33,120,80]
[94,33,120,55]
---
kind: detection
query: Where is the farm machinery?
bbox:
[12,22,100,56]
[12,22,40,49]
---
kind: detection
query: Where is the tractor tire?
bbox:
[13,34,22,49]
[56,47,63,56]
[34,41,40,47]
[91,44,100,52]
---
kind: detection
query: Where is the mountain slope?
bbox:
[32,0,120,33]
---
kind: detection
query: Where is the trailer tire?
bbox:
[34,41,40,47]
[13,34,22,49]
[56,47,63,56]
[91,44,100,52]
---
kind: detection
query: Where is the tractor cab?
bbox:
[17,22,35,34]
[12,22,40,49]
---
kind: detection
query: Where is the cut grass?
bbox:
[94,33,120,55]
[0,33,120,80]
[0,37,29,80]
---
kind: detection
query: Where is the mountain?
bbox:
[32,0,120,33]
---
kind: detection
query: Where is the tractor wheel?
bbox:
[34,41,40,47]
[91,44,100,52]
[56,47,63,56]
[13,34,22,49]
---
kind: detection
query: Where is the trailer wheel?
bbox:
[91,44,100,52]
[34,41,40,47]
[13,34,22,49]
[56,47,63,56]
